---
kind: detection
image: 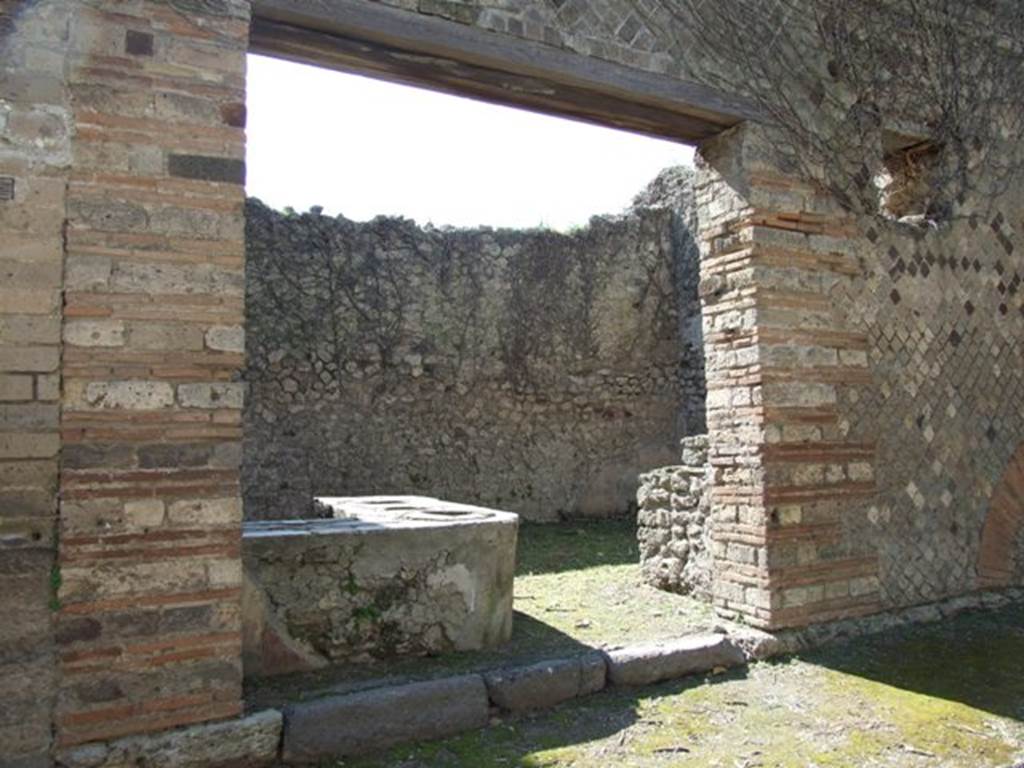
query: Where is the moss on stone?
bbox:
[345,602,1024,767]
[246,520,712,711]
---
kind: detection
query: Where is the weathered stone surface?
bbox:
[62,320,125,348]
[166,497,241,526]
[168,154,246,184]
[282,675,489,761]
[243,498,517,673]
[70,380,175,410]
[244,168,705,522]
[484,653,607,712]
[604,634,745,687]
[55,709,282,768]
[0,374,34,401]
[637,434,712,598]
[177,382,245,409]
[205,325,245,353]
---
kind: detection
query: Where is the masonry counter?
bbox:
[241,496,519,678]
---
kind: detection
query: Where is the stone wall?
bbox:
[55,0,251,749]
[2,0,1023,760]
[0,1,71,761]
[694,123,1024,629]
[637,435,712,598]
[243,168,704,521]
[826,195,1024,611]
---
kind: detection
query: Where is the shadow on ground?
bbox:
[515,518,639,575]
[247,519,713,712]
[804,600,1024,722]
[247,613,597,711]
[345,668,751,768]
[343,602,1024,768]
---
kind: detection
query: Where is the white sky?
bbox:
[245,54,694,230]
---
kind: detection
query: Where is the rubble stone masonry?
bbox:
[243,169,705,521]
[637,435,712,598]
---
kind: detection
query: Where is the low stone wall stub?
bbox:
[637,435,713,598]
[241,498,518,676]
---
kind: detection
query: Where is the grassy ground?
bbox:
[345,602,1024,768]
[247,519,714,711]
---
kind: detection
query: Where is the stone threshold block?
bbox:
[604,634,746,687]
[281,675,490,762]
[243,496,518,676]
[483,653,607,712]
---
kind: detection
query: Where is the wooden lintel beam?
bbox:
[249,0,762,144]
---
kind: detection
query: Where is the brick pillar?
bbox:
[55,0,251,747]
[696,124,880,630]
[0,1,73,762]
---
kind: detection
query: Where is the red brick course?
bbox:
[54,0,250,745]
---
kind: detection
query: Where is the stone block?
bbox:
[167,154,246,185]
[62,444,134,470]
[155,92,223,124]
[604,634,745,687]
[56,709,282,768]
[63,320,125,348]
[177,382,245,409]
[0,722,52,768]
[128,322,204,351]
[484,653,606,712]
[124,29,154,57]
[0,374,33,401]
[205,324,244,353]
[282,676,489,761]
[0,298,49,330]
[167,497,241,526]
[0,488,55,519]
[35,374,59,401]
[69,199,148,233]
[70,380,175,410]
[0,459,57,491]
[60,559,211,604]
[0,403,59,431]
[0,257,61,289]
[107,261,235,295]
[0,432,59,459]
[0,346,58,373]
[0,551,54,649]
[137,442,214,469]
[122,499,165,529]
[64,255,112,291]
[0,315,61,345]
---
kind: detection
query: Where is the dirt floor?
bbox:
[344,602,1024,768]
[247,520,714,711]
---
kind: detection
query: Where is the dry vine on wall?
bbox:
[650,0,1024,220]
